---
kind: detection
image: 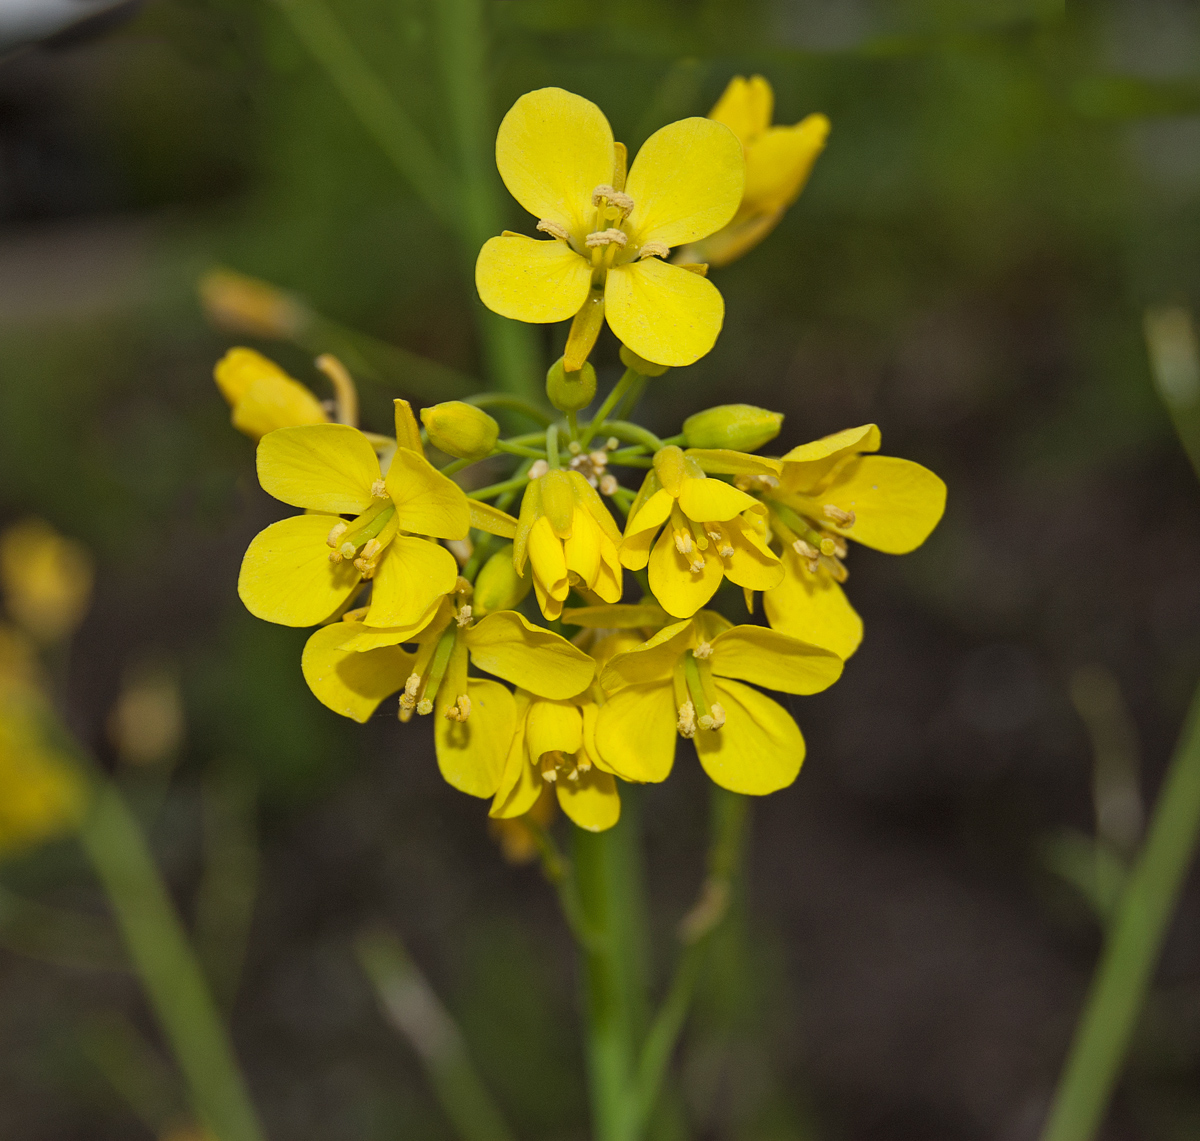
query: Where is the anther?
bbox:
[456,605,473,628]
[638,241,670,260]
[339,540,356,559]
[370,479,388,498]
[718,544,735,558]
[529,459,549,479]
[674,530,693,556]
[599,474,618,496]
[694,641,712,659]
[709,702,726,730]
[326,521,349,548]
[589,450,608,468]
[536,219,570,241]
[585,228,628,248]
[591,184,615,205]
[793,539,819,560]
[823,504,856,527]
[676,701,697,738]
[690,558,706,573]
[444,693,471,721]
[416,698,433,715]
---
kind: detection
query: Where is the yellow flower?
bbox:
[200,267,311,341]
[238,418,473,628]
[214,347,329,441]
[0,519,93,644]
[514,469,623,621]
[489,689,620,833]
[594,611,842,795]
[678,75,829,268]
[620,445,784,618]
[476,87,744,369]
[301,598,596,802]
[745,424,946,659]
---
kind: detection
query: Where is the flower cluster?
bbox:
[219,79,946,833]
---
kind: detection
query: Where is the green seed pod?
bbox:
[546,356,597,413]
[682,404,783,453]
[420,401,499,459]
[473,544,531,614]
[618,344,670,377]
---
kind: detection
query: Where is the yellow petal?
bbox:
[490,693,542,819]
[807,455,947,554]
[436,679,515,798]
[684,449,782,477]
[695,679,803,795]
[556,766,620,832]
[527,515,569,617]
[562,603,670,629]
[719,518,784,592]
[563,508,602,591]
[495,87,615,238]
[742,115,829,215]
[762,551,863,659]
[214,346,287,405]
[465,610,595,699]
[708,75,773,144]
[301,623,413,723]
[476,234,594,324]
[233,375,328,440]
[336,601,445,651]
[363,537,458,628]
[385,448,471,540]
[568,471,623,545]
[526,699,583,760]
[605,258,725,368]
[594,682,678,782]
[625,487,674,538]
[257,424,379,514]
[648,525,723,618]
[677,475,759,522]
[470,500,518,539]
[710,624,842,695]
[580,700,613,773]
[599,619,692,691]
[238,515,361,627]
[779,424,881,493]
[625,117,744,250]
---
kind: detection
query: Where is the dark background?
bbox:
[1,1,1199,1138]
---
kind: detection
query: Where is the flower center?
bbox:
[678,650,725,737]
[326,503,395,578]
[538,748,592,783]
[764,501,850,582]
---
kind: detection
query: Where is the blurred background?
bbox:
[1,0,1199,1138]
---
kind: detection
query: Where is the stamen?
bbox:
[529,459,550,479]
[443,693,471,722]
[718,543,735,558]
[676,701,697,738]
[820,554,849,583]
[370,479,388,498]
[694,641,713,659]
[823,504,856,527]
[599,474,619,496]
[710,702,726,729]
[674,529,693,556]
[792,538,819,560]
[456,605,473,628]
[536,219,570,241]
[416,698,433,715]
[326,521,349,548]
[591,184,615,205]
[638,241,670,260]
[589,450,608,469]
[585,228,628,248]
[689,554,706,574]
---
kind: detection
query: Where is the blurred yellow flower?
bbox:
[514,469,623,621]
[476,87,744,369]
[488,783,556,865]
[302,599,596,802]
[200,267,311,341]
[214,347,329,441]
[595,611,842,795]
[679,75,829,268]
[746,424,946,658]
[238,421,473,628]
[620,445,783,618]
[0,519,93,644]
[490,689,620,833]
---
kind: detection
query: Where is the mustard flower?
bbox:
[514,469,623,621]
[594,611,842,795]
[620,445,783,618]
[0,519,93,644]
[476,87,744,370]
[678,75,829,268]
[214,347,328,441]
[743,424,946,658]
[238,419,473,628]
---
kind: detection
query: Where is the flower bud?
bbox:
[619,344,670,377]
[682,404,783,452]
[473,544,531,614]
[546,356,596,413]
[420,401,499,459]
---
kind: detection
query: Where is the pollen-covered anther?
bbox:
[589,450,608,469]
[793,538,819,560]
[820,554,849,583]
[577,757,592,773]
[370,478,388,498]
[689,555,706,574]
[326,521,349,548]
[586,228,628,248]
[416,697,433,716]
[694,641,713,659]
[528,459,550,479]
[709,702,726,730]
[638,241,671,260]
[718,543,735,558]
[673,529,693,556]
[599,474,619,496]
[536,218,570,241]
[444,694,471,722]
[677,701,697,738]
[823,504,856,527]
[339,540,357,560]
[456,605,473,628]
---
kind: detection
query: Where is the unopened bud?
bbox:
[473,544,533,614]
[420,401,499,460]
[682,404,783,452]
[546,356,597,413]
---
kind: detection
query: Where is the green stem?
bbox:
[546,424,561,470]
[1041,681,1200,1141]
[600,421,665,453]
[573,803,651,1141]
[613,375,648,422]
[265,0,454,227]
[493,440,546,460]
[432,0,540,397]
[465,393,553,426]
[78,780,265,1141]
[467,476,530,501]
[581,369,639,448]
[632,787,749,1134]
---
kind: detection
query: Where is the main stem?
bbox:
[573,801,649,1141]
[79,780,265,1141]
[1041,680,1200,1141]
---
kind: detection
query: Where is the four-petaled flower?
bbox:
[476,87,745,370]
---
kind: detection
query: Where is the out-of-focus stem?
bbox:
[357,931,516,1141]
[1041,683,1200,1141]
[1145,306,1200,479]
[78,780,265,1141]
[433,0,540,398]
